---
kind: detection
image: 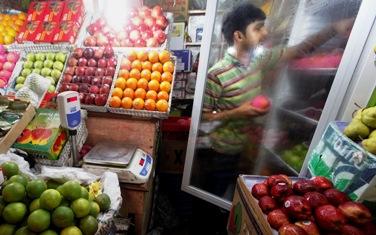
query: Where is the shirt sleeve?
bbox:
[203,73,222,112]
[253,47,285,73]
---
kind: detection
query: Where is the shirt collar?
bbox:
[224,52,243,67]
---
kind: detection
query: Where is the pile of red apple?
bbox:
[251,175,375,235]
[84,5,168,48]
[0,45,20,89]
[59,46,117,106]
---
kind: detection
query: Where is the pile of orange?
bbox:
[0,13,26,45]
[109,50,174,112]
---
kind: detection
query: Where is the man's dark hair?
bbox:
[221,3,266,45]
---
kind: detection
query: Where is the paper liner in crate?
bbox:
[14,73,50,107]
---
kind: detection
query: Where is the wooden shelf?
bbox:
[188,9,206,15]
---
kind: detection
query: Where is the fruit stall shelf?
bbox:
[262,145,299,176]
[106,51,177,120]
[76,12,174,50]
[6,44,72,95]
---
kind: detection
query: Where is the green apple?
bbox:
[23,61,33,69]
[41,68,52,77]
[47,76,55,85]
[46,52,55,61]
[55,52,66,63]
[48,85,56,92]
[21,68,31,77]
[16,76,26,84]
[26,53,35,62]
[43,60,54,69]
[53,61,64,71]
[15,83,24,91]
[32,68,41,75]
[34,61,44,69]
[35,53,46,61]
[51,69,61,79]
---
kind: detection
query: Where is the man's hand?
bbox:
[332,18,355,37]
[234,101,270,117]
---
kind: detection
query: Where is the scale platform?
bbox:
[82,142,153,184]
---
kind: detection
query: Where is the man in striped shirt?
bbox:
[194,3,354,198]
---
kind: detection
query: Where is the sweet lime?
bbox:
[40,189,62,210]
[3,182,26,202]
[27,209,50,232]
[61,181,82,201]
[61,226,83,235]
[26,179,47,199]
[40,230,58,235]
[89,201,100,217]
[29,198,40,212]
[79,215,98,235]
[15,226,37,235]
[8,175,28,186]
[52,206,74,228]
[95,193,111,212]
[81,187,89,199]
[71,198,90,218]
[2,202,27,224]
[0,224,16,235]
[1,162,19,178]
[47,180,60,189]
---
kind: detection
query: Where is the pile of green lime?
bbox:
[0,161,111,235]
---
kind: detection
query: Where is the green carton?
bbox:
[13,109,67,160]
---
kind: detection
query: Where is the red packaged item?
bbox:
[17,21,42,43]
[53,21,80,44]
[35,21,58,43]
[43,1,65,22]
[61,0,84,24]
[27,1,48,21]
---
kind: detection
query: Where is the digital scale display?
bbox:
[67,96,78,103]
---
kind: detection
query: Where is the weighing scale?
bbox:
[82,141,153,184]
[57,91,81,166]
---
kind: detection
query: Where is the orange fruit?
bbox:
[140,69,151,81]
[148,80,160,92]
[159,50,171,63]
[129,69,140,79]
[150,71,161,82]
[142,61,152,71]
[152,63,163,73]
[110,96,121,108]
[146,90,157,100]
[133,98,145,110]
[128,50,137,61]
[156,99,168,112]
[137,78,148,90]
[161,72,173,82]
[134,88,146,99]
[126,78,138,90]
[18,13,26,21]
[112,87,123,98]
[131,60,142,71]
[119,69,129,79]
[115,78,126,90]
[160,81,171,92]
[121,58,132,70]
[144,99,156,111]
[158,91,169,101]
[15,19,24,26]
[121,97,133,109]
[163,61,174,73]
[148,51,159,63]
[137,51,148,61]
[123,88,135,99]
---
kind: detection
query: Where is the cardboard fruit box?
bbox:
[12,108,67,160]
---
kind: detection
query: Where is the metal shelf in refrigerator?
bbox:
[262,145,299,176]
[277,107,319,126]
[288,67,338,76]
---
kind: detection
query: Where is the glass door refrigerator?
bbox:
[182,0,376,209]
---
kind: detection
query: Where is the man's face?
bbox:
[241,20,268,49]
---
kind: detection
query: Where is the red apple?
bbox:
[267,209,290,230]
[141,30,153,39]
[94,48,104,60]
[85,93,96,105]
[76,67,86,76]
[138,23,149,32]
[146,37,159,47]
[89,85,99,94]
[79,83,89,93]
[78,58,87,67]
[79,93,85,103]
[91,77,102,86]
[103,46,114,58]
[81,76,92,84]
[153,30,166,44]
[68,57,78,67]
[144,16,155,28]
[151,5,163,18]
[134,38,146,47]
[271,182,293,199]
[295,221,320,235]
[83,48,94,59]
[105,67,115,76]
[258,196,278,214]
[60,83,70,92]
[102,76,112,85]
[315,205,346,231]
[120,39,133,47]
[72,76,82,83]
[107,57,117,68]
[311,176,333,192]
[85,67,95,76]
[62,74,72,83]
[341,225,364,235]
[338,202,372,224]
[279,224,308,235]
[88,58,97,67]
[151,24,162,32]
[304,192,329,209]
[124,24,137,34]
[129,30,141,42]
[97,58,107,68]
[139,6,151,18]
[251,183,269,199]
[131,16,143,27]
[99,84,110,94]
[73,48,83,59]
[267,175,292,187]
[156,15,168,30]
[95,93,107,106]
[95,18,106,28]
[96,33,109,46]
[283,196,312,220]
[65,66,75,76]
[84,36,97,47]
[70,83,79,91]
[293,180,317,195]
[323,189,350,206]
[95,68,105,76]
[251,95,271,109]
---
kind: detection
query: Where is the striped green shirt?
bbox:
[203,47,284,154]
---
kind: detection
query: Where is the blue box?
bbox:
[172,50,192,72]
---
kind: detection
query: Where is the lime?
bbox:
[15,226,37,235]
[1,161,19,178]
[8,175,28,186]
[2,202,27,224]
[71,198,90,218]
[26,179,47,199]
[29,198,40,212]
[0,224,16,235]
[79,215,98,235]
[95,193,111,212]
[57,185,64,195]
[61,181,82,201]
[27,209,50,232]
[89,201,100,217]
[40,189,62,210]
[61,226,82,235]
[81,187,89,199]
[52,206,74,228]
[40,230,58,235]
[3,182,26,202]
